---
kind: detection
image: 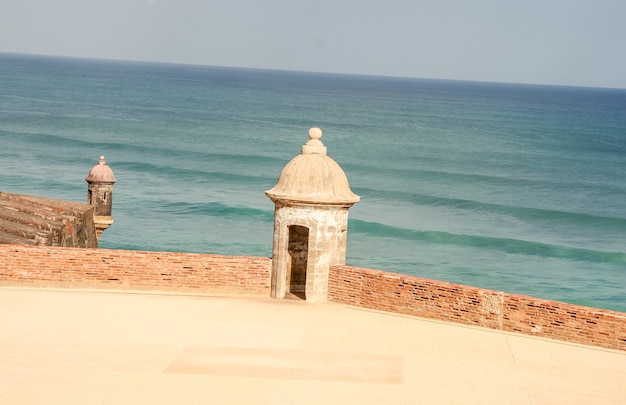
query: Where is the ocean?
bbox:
[1,53,625,312]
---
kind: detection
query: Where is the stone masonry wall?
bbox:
[0,245,270,294]
[0,192,98,248]
[328,265,626,352]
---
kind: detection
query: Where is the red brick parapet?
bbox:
[0,244,270,294]
[328,265,626,352]
[1,244,624,352]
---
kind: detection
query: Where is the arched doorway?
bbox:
[287,225,309,299]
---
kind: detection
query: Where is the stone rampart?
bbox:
[328,265,626,352]
[0,192,98,248]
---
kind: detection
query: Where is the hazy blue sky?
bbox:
[2,0,625,88]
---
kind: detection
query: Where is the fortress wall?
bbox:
[1,244,624,351]
[328,265,626,352]
[0,245,270,294]
[0,192,98,248]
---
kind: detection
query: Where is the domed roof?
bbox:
[265,128,359,205]
[85,156,116,183]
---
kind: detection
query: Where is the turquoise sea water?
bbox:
[1,53,625,311]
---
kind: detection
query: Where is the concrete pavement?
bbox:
[1,287,624,404]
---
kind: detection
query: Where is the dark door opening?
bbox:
[287,225,309,300]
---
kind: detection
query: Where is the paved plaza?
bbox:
[1,287,624,404]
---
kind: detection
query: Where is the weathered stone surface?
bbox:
[0,191,98,248]
[266,127,359,205]
[85,156,116,239]
[266,128,359,302]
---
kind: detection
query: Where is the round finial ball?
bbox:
[308,127,322,140]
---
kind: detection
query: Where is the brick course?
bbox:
[328,265,626,352]
[0,244,270,294]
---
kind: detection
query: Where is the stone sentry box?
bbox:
[266,128,359,302]
[85,156,116,240]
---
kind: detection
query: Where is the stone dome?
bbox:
[85,156,116,183]
[265,128,360,205]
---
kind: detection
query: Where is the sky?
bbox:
[1,0,625,88]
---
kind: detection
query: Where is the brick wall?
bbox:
[1,244,624,351]
[0,244,270,294]
[328,265,626,352]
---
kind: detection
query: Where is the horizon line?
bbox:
[2,51,625,92]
